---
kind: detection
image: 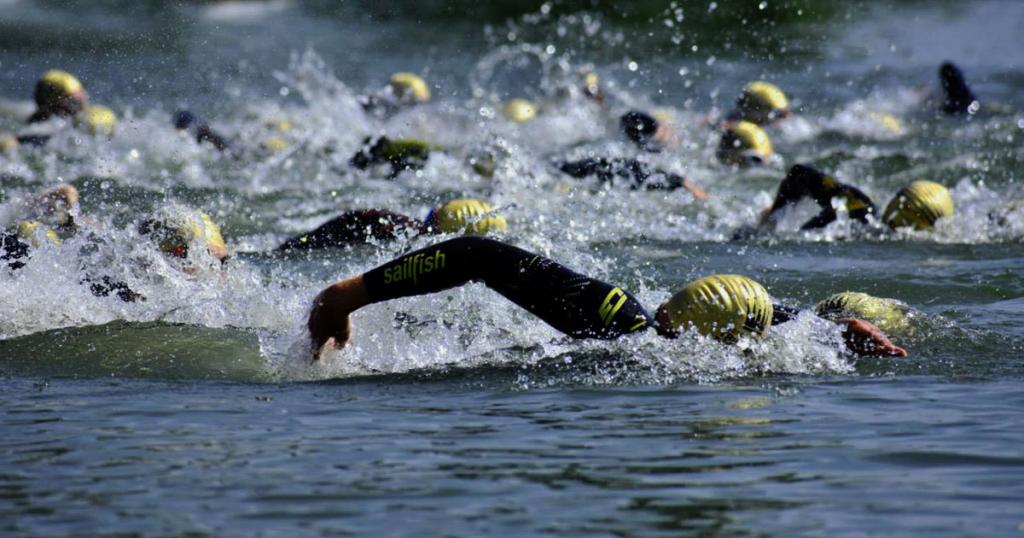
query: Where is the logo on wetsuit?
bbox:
[382,249,446,286]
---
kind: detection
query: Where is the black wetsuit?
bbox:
[362,237,653,339]
[768,164,877,229]
[361,237,800,339]
[559,157,688,191]
[174,110,231,152]
[350,136,430,179]
[278,209,423,251]
[939,62,978,115]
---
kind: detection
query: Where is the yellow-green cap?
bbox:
[582,72,601,99]
[378,138,431,160]
[0,133,18,152]
[502,98,537,122]
[76,105,118,136]
[261,137,290,153]
[429,199,508,234]
[389,72,431,104]
[31,184,79,227]
[17,220,61,247]
[882,180,954,230]
[35,70,86,113]
[737,81,789,125]
[663,274,773,342]
[717,121,773,166]
[143,210,227,261]
[815,291,910,334]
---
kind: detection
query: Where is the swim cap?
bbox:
[736,81,789,125]
[389,72,431,104]
[882,180,954,230]
[662,275,773,342]
[261,137,290,153]
[620,110,660,150]
[426,199,508,235]
[378,138,431,161]
[0,134,18,152]
[582,72,602,101]
[76,105,118,136]
[502,99,537,122]
[815,291,910,334]
[139,210,227,262]
[35,70,86,116]
[17,221,61,247]
[717,121,773,166]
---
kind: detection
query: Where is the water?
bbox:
[2,0,1024,535]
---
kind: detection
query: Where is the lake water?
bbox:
[1,1,1023,535]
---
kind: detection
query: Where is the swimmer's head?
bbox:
[717,121,773,166]
[939,61,978,114]
[582,71,603,102]
[173,110,200,131]
[736,81,789,125]
[388,72,431,104]
[815,291,910,335]
[138,209,228,263]
[425,198,508,235]
[882,180,954,230]
[620,110,661,151]
[28,184,79,228]
[502,98,538,123]
[34,70,87,118]
[76,105,118,137]
[656,274,773,342]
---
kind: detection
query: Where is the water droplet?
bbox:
[627,61,638,72]
[545,44,556,55]
[540,2,551,15]
[708,2,717,12]
[706,56,716,66]
[758,1,767,9]
[968,101,980,115]
[279,86,290,97]
[678,67,689,76]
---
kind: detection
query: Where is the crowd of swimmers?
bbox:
[0,60,993,364]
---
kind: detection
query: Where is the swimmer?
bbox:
[749,164,954,234]
[360,72,431,118]
[938,62,979,115]
[558,157,709,199]
[173,110,231,152]
[717,120,774,167]
[619,110,678,152]
[728,81,790,126]
[277,199,507,251]
[349,136,432,179]
[27,70,87,124]
[138,209,229,265]
[1,184,82,269]
[307,237,906,360]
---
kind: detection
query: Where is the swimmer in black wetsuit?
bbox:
[307,237,905,361]
[173,110,231,152]
[741,164,955,237]
[276,199,507,251]
[558,110,709,199]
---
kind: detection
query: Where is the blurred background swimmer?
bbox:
[360,72,432,118]
[277,198,508,252]
[743,164,955,236]
[2,70,119,149]
[307,237,906,362]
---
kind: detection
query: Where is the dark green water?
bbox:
[1,1,1023,535]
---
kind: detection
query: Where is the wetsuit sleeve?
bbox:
[361,237,653,339]
[769,165,877,229]
[771,303,800,325]
[1,232,30,270]
[278,209,423,251]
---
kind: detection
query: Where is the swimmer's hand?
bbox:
[307,275,370,361]
[837,318,907,358]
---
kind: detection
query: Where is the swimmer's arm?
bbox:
[308,276,370,359]
[771,303,905,357]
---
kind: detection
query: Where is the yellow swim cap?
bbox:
[882,180,954,230]
[582,72,602,100]
[76,105,118,136]
[141,210,227,262]
[502,98,537,122]
[35,70,86,115]
[815,291,910,334]
[17,221,61,247]
[0,134,18,152]
[717,121,773,166]
[389,72,431,104]
[428,199,508,235]
[737,81,789,125]
[662,275,773,342]
[261,137,290,153]
[30,184,79,228]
